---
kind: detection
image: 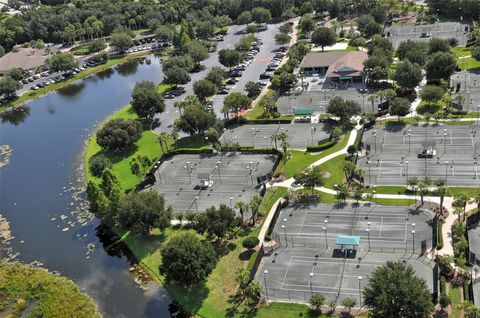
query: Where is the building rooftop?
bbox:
[298,51,349,69]
[0,47,51,74]
[325,51,368,77]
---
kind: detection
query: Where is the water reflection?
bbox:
[116,60,140,77]
[96,68,115,80]
[57,82,86,98]
[0,106,30,126]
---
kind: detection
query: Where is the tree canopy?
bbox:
[218,49,241,70]
[160,232,217,286]
[389,97,411,118]
[0,76,21,98]
[131,81,165,119]
[176,96,217,134]
[193,79,217,102]
[109,31,133,51]
[426,52,456,83]
[47,52,78,73]
[96,118,142,151]
[311,27,336,51]
[327,96,361,125]
[363,261,434,318]
[223,92,252,115]
[294,166,324,194]
[394,60,423,90]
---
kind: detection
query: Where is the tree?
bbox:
[193,79,217,102]
[470,193,480,218]
[426,52,456,82]
[206,67,226,87]
[397,40,428,66]
[109,31,133,52]
[0,76,20,98]
[89,154,112,177]
[118,191,172,237]
[428,38,450,55]
[300,14,315,34]
[0,45,4,57]
[245,81,261,97]
[235,268,262,304]
[7,68,23,81]
[363,261,434,318]
[129,154,152,177]
[270,72,297,91]
[341,297,357,315]
[309,294,325,312]
[99,168,121,200]
[160,232,217,286]
[155,25,174,42]
[389,97,410,119]
[47,52,78,73]
[86,179,110,219]
[437,186,449,217]
[195,21,215,39]
[327,97,361,125]
[275,32,291,45]
[182,41,208,63]
[311,27,336,51]
[252,7,271,23]
[394,60,423,90]
[418,177,431,205]
[237,11,253,25]
[96,118,143,151]
[364,55,390,83]
[453,194,469,222]
[235,200,249,222]
[279,23,293,34]
[204,204,239,239]
[294,166,324,195]
[223,92,252,115]
[342,161,356,183]
[164,66,191,84]
[245,24,257,34]
[249,195,262,223]
[176,98,217,134]
[439,293,451,311]
[242,236,259,249]
[131,80,165,119]
[88,39,106,53]
[218,49,241,70]
[421,85,445,105]
[162,55,195,73]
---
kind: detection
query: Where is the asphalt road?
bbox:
[152,22,286,134]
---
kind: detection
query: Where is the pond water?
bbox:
[0,55,172,317]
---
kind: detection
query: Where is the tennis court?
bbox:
[221,123,331,149]
[148,153,277,212]
[358,124,480,187]
[256,203,437,305]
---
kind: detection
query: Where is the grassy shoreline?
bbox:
[1,51,154,113]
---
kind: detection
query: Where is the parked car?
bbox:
[226,78,238,85]
[164,93,175,99]
[257,80,268,86]
[231,70,243,77]
[259,72,273,79]
[218,87,230,94]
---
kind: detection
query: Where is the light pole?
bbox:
[360,88,367,112]
[194,196,199,213]
[444,130,448,154]
[323,226,328,247]
[358,276,363,307]
[406,161,409,183]
[365,228,370,251]
[264,136,268,148]
[184,161,192,184]
[309,272,314,295]
[408,133,411,153]
[373,130,377,153]
[264,270,269,300]
[311,127,315,145]
[215,164,222,185]
[230,197,234,208]
[373,190,377,205]
[412,229,416,253]
[282,224,288,246]
[467,91,471,112]
[367,160,371,184]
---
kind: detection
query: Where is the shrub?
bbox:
[440,276,446,294]
[88,154,112,177]
[306,140,335,152]
[309,294,326,311]
[96,118,143,151]
[243,236,260,249]
[437,220,444,250]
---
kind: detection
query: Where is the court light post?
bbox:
[311,127,315,145]
[215,164,222,185]
[184,161,192,184]
[264,136,268,148]
[230,197,234,208]
[406,161,409,183]
[358,276,363,307]
[251,128,255,148]
[282,224,288,247]
[412,229,416,253]
[309,272,314,295]
[367,160,371,184]
[194,196,199,213]
[323,226,328,247]
[373,190,377,205]
[365,228,370,251]
[408,133,411,153]
[264,270,269,300]
[373,130,377,153]
[444,129,448,154]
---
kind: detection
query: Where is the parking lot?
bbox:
[221,123,331,149]
[357,124,480,187]
[148,153,277,212]
[384,22,469,48]
[256,203,437,305]
[277,86,377,116]
[450,71,480,113]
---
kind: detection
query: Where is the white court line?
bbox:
[298,209,308,238]
[378,159,383,179]
[282,283,361,292]
[279,286,360,296]
[404,219,408,243]
[289,259,384,267]
[281,257,293,288]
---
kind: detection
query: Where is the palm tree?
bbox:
[418,177,431,205]
[437,186,449,217]
[341,297,357,315]
[453,194,469,222]
[356,168,365,186]
[367,94,377,113]
[249,195,262,224]
[158,132,170,152]
[471,193,480,215]
[342,161,356,184]
[407,177,418,199]
[453,207,464,223]
[235,200,249,222]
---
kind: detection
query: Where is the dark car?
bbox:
[218,87,229,94]
[230,70,243,77]
[164,93,175,99]
[259,72,273,79]
[225,78,238,85]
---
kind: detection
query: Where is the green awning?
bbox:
[339,76,352,80]
[295,108,314,115]
[336,235,360,246]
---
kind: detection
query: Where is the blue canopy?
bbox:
[335,235,360,246]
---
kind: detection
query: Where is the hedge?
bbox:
[440,276,446,294]
[306,140,336,152]
[437,220,444,250]
[243,117,294,124]
[246,250,259,272]
[464,280,471,302]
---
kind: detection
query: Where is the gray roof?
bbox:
[0,48,50,73]
[299,51,349,68]
[469,224,480,258]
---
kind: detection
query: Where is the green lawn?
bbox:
[458,57,480,71]
[259,187,288,216]
[253,302,331,317]
[319,154,348,188]
[449,287,463,318]
[276,131,351,179]
[452,47,471,58]
[416,100,443,115]
[1,51,153,111]
[84,84,174,191]
[0,262,100,318]
[374,198,413,206]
